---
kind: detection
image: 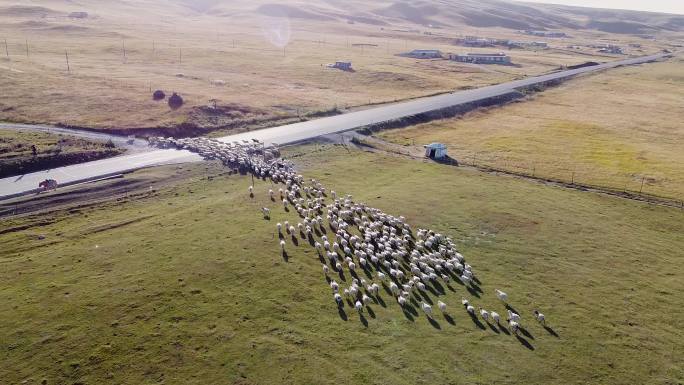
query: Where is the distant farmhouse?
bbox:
[457,36,495,47]
[524,30,567,38]
[328,61,352,71]
[507,40,548,49]
[588,43,624,54]
[401,49,443,59]
[449,52,511,64]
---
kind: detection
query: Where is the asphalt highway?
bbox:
[0,52,670,200]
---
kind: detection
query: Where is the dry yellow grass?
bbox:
[0,0,670,132]
[380,58,684,199]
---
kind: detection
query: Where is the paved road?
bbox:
[0,52,671,200]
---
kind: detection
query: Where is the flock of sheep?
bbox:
[150,137,548,336]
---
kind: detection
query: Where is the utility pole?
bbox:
[65,49,70,73]
[25,39,29,58]
[4,38,8,60]
[122,39,126,60]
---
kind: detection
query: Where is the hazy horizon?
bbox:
[518,0,684,15]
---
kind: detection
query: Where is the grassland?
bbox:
[0,0,672,134]
[379,58,684,200]
[1,145,682,384]
[0,128,123,178]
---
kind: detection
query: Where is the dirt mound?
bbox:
[0,5,59,17]
[586,20,660,34]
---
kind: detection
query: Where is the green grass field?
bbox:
[379,59,684,201]
[1,146,683,384]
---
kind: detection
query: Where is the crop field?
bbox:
[0,128,123,178]
[379,58,684,200]
[1,145,682,385]
[0,1,670,134]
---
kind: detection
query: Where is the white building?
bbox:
[403,49,443,59]
[449,52,511,64]
[424,143,448,159]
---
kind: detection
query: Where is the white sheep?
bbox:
[421,302,433,318]
[362,294,371,304]
[479,307,489,322]
[261,207,270,218]
[276,222,282,232]
[466,304,475,314]
[398,296,406,307]
[355,300,363,312]
[509,320,520,335]
[334,293,342,305]
[507,310,521,323]
[533,310,546,325]
[322,264,329,275]
[279,240,286,251]
[248,185,253,194]
[491,311,501,325]
[330,280,339,293]
[438,301,447,313]
[495,289,508,303]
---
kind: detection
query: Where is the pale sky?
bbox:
[517,0,684,15]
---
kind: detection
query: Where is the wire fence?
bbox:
[457,151,684,208]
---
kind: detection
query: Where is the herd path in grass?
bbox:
[151,136,553,344]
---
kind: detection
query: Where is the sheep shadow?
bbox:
[505,304,520,314]
[282,251,289,262]
[468,312,486,330]
[544,325,560,338]
[473,276,482,285]
[263,215,271,221]
[446,284,456,292]
[428,317,441,330]
[519,327,535,340]
[425,285,439,297]
[359,313,368,327]
[314,228,322,237]
[444,314,456,325]
[278,232,284,240]
[270,196,276,202]
[362,268,373,279]
[367,306,376,319]
[382,282,392,296]
[516,335,535,351]
[375,295,387,308]
[290,236,299,246]
[487,322,500,334]
[431,281,446,295]
[466,286,481,298]
[402,309,415,322]
[338,307,348,321]
[284,207,290,213]
[249,193,254,199]
[318,254,325,264]
[498,324,511,335]
[405,304,418,316]
[337,270,346,282]
[417,291,434,305]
